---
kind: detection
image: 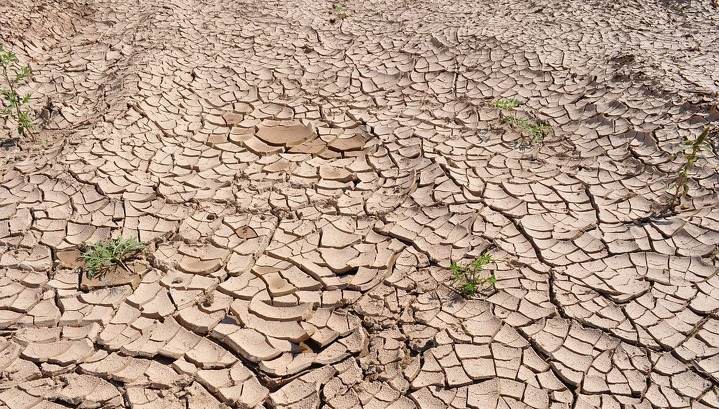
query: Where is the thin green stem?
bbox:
[0,52,34,139]
[668,127,710,211]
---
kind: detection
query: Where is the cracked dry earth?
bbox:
[1,0,719,408]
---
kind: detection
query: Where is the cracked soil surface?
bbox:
[1,0,719,407]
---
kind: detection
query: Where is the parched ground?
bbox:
[1,0,719,407]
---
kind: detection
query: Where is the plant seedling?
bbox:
[503,116,550,147]
[490,98,523,111]
[449,253,496,298]
[666,127,714,212]
[492,98,549,149]
[0,44,34,139]
[81,236,145,279]
[334,4,348,19]
[35,138,52,149]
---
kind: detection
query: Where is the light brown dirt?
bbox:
[1,0,719,407]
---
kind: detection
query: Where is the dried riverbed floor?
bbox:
[1,0,719,407]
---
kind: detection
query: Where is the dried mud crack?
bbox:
[1,0,719,407]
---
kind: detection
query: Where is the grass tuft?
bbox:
[81,236,145,279]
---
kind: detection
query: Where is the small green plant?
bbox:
[492,98,549,148]
[503,116,550,146]
[666,127,715,212]
[35,138,52,149]
[449,253,496,298]
[81,236,145,279]
[0,44,34,138]
[334,4,348,18]
[490,98,523,111]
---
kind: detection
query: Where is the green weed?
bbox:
[449,253,496,298]
[492,98,549,149]
[490,98,523,111]
[334,4,348,18]
[0,44,34,139]
[666,127,715,212]
[35,138,52,149]
[503,115,550,146]
[81,236,145,279]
